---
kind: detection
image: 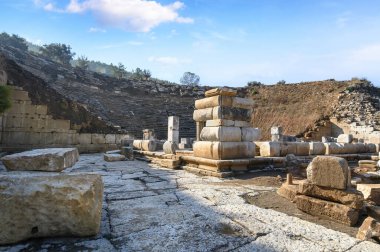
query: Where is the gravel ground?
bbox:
[1,153,379,252]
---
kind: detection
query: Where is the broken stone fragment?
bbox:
[295,195,359,226]
[357,184,380,205]
[298,180,364,209]
[163,141,178,154]
[0,173,103,245]
[132,140,157,151]
[306,156,350,190]
[337,134,353,144]
[121,146,134,160]
[1,148,79,172]
[277,183,298,202]
[204,88,237,97]
[356,217,380,241]
[104,153,125,162]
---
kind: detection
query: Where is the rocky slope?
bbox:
[0,44,211,139]
[1,42,379,141]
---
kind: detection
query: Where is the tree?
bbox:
[247,81,263,87]
[180,72,200,86]
[111,63,127,79]
[0,32,28,51]
[41,43,75,66]
[0,86,11,114]
[276,80,286,85]
[76,55,89,70]
[142,69,151,80]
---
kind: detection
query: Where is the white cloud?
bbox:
[88,27,106,33]
[35,0,193,32]
[148,56,191,65]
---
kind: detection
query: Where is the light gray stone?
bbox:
[306,156,350,189]
[0,173,103,245]
[1,148,79,172]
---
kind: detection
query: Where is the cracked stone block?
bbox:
[1,148,79,172]
[296,195,359,226]
[298,180,364,209]
[0,173,103,245]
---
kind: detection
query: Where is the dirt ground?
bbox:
[230,171,365,238]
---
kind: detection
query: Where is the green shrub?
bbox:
[0,86,11,113]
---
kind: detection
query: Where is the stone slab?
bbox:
[1,148,79,172]
[193,141,255,160]
[258,141,280,157]
[298,181,364,209]
[295,195,359,226]
[277,183,298,202]
[104,154,126,162]
[204,88,237,97]
[0,173,103,245]
[356,217,380,241]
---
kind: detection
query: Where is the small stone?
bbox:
[104,154,126,162]
[1,148,79,172]
[306,156,350,190]
[277,183,298,202]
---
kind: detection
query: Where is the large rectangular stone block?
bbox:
[1,148,79,172]
[195,96,233,109]
[241,128,261,142]
[78,133,92,144]
[91,134,106,144]
[205,119,251,127]
[309,142,326,155]
[200,126,242,142]
[279,142,297,156]
[259,141,281,157]
[306,156,350,190]
[298,181,363,209]
[296,195,359,226]
[295,142,310,156]
[10,89,30,101]
[193,141,255,160]
[0,174,103,245]
[193,106,251,122]
[105,134,116,144]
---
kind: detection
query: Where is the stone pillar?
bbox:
[168,116,179,144]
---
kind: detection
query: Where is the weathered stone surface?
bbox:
[277,183,298,201]
[295,195,359,226]
[193,141,255,160]
[280,142,297,156]
[200,126,241,142]
[258,141,280,157]
[337,134,353,144]
[309,142,326,155]
[295,142,310,156]
[366,205,380,221]
[298,181,364,209]
[1,148,79,172]
[133,140,157,151]
[0,173,103,245]
[356,217,380,241]
[357,184,380,205]
[241,128,261,142]
[195,96,233,109]
[205,88,237,97]
[231,97,254,110]
[306,156,350,190]
[205,119,251,127]
[163,141,178,154]
[104,154,126,162]
[193,106,251,122]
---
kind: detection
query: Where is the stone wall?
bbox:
[0,86,132,153]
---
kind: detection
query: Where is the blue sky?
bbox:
[1,0,380,87]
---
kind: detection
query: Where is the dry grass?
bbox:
[248,80,352,140]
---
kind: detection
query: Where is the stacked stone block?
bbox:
[191,88,260,175]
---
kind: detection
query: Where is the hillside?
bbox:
[1,36,380,142]
[247,79,380,140]
[0,42,210,139]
